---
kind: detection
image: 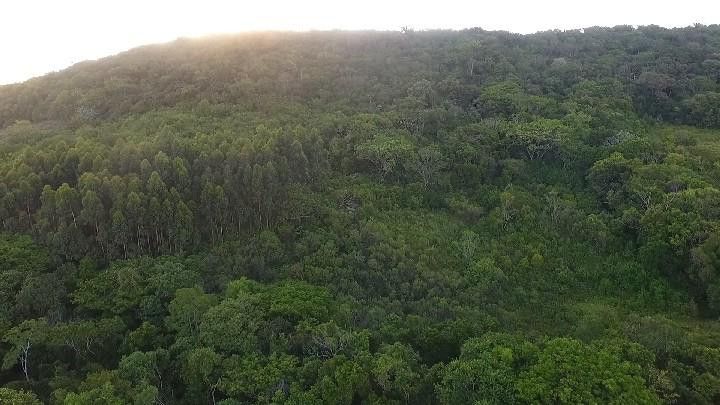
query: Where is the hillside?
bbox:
[1,26,720,404]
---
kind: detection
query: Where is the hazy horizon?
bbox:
[2,0,719,85]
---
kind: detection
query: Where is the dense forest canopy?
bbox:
[1,25,720,404]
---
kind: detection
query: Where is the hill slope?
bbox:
[1,27,720,404]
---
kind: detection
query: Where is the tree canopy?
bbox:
[2,25,720,404]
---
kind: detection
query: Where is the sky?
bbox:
[1,0,719,85]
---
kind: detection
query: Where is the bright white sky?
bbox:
[1,0,719,85]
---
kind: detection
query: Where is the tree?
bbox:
[410,145,446,188]
[0,388,42,405]
[14,272,66,321]
[201,182,228,241]
[80,190,106,254]
[52,317,124,366]
[267,281,332,322]
[182,347,222,404]
[219,353,299,402]
[56,183,80,229]
[117,350,165,403]
[355,134,414,180]
[587,153,635,208]
[690,233,720,315]
[166,287,217,339]
[110,209,129,258]
[169,200,193,252]
[372,343,423,403]
[0,233,49,273]
[2,319,49,381]
[199,296,264,354]
[516,338,659,404]
[298,321,370,360]
[438,333,529,405]
[474,81,526,118]
[685,92,720,128]
[509,119,568,161]
[63,381,127,405]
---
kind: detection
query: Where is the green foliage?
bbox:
[516,338,659,404]
[219,353,299,402]
[2,26,720,404]
[0,387,42,404]
[356,133,415,180]
[685,92,720,128]
[0,233,49,273]
[438,333,531,404]
[372,343,424,402]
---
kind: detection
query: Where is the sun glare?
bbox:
[1,0,718,84]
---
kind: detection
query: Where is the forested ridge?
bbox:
[2,25,720,403]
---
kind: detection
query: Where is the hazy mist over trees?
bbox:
[1,25,720,403]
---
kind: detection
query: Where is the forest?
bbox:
[1,25,720,403]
